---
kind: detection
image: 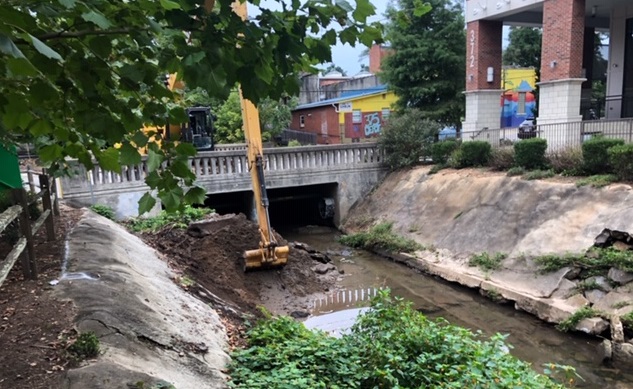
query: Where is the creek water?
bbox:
[283,226,633,389]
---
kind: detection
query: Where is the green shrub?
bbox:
[452,141,491,168]
[488,147,515,171]
[338,222,421,253]
[582,137,624,174]
[608,143,633,181]
[378,109,439,170]
[575,174,618,188]
[468,252,507,271]
[431,139,459,164]
[533,247,633,275]
[547,147,583,174]
[556,307,601,332]
[507,166,526,176]
[524,169,555,180]
[514,138,548,169]
[127,205,214,232]
[428,163,447,175]
[228,290,571,389]
[68,331,100,359]
[621,311,633,330]
[287,139,301,147]
[90,204,115,220]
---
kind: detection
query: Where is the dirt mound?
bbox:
[144,214,334,318]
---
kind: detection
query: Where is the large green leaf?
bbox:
[184,186,206,205]
[0,34,24,58]
[138,192,157,215]
[95,147,122,173]
[27,34,63,61]
[81,10,111,28]
[119,142,142,166]
[159,0,182,10]
[39,144,63,162]
[146,149,164,172]
[158,186,184,212]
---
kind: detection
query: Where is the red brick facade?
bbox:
[369,44,393,74]
[540,0,586,81]
[290,107,341,144]
[465,20,503,91]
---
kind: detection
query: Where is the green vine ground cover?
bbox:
[228,291,577,388]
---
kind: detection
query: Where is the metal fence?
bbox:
[459,117,633,151]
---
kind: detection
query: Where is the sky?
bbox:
[250,0,390,76]
[250,1,508,76]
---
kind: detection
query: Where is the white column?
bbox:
[462,89,503,133]
[537,78,585,125]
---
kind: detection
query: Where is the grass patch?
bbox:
[612,301,632,309]
[428,163,447,175]
[556,307,601,332]
[339,222,422,253]
[575,174,618,188]
[621,311,633,330]
[506,166,525,177]
[68,331,100,359]
[127,205,214,232]
[90,204,116,220]
[483,288,505,303]
[533,248,633,277]
[574,280,604,293]
[468,252,507,272]
[523,169,555,180]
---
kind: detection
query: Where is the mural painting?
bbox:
[500,70,537,128]
[344,111,385,140]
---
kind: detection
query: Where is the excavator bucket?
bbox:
[243,245,289,271]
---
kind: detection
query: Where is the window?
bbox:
[352,109,362,124]
[517,92,526,115]
[381,108,391,120]
[300,115,305,128]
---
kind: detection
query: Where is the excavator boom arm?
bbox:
[230,2,288,270]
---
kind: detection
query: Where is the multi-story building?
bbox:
[464,0,631,135]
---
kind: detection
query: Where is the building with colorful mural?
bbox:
[290,86,397,144]
[500,68,537,128]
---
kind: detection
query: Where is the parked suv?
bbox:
[517,118,537,140]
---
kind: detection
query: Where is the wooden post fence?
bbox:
[0,171,58,287]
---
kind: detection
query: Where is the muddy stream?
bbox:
[282,226,633,389]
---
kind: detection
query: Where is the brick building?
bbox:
[368,44,393,74]
[291,86,397,144]
[464,0,633,135]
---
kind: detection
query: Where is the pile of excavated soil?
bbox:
[143,214,334,319]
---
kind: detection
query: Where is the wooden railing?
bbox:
[0,170,59,286]
[72,143,383,190]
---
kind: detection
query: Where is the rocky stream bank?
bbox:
[342,166,633,370]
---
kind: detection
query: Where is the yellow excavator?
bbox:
[204,0,289,270]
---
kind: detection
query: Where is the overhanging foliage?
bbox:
[0,0,383,212]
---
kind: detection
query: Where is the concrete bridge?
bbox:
[60,143,388,226]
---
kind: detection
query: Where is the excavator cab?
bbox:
[182,107,215,152]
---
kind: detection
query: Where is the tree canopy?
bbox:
[322,63,348,76]
[380,0,465,127]
[0,0,383,212]
[503,27,542,74]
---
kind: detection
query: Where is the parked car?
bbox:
[517,118,537,140]
[438,126,457,140]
